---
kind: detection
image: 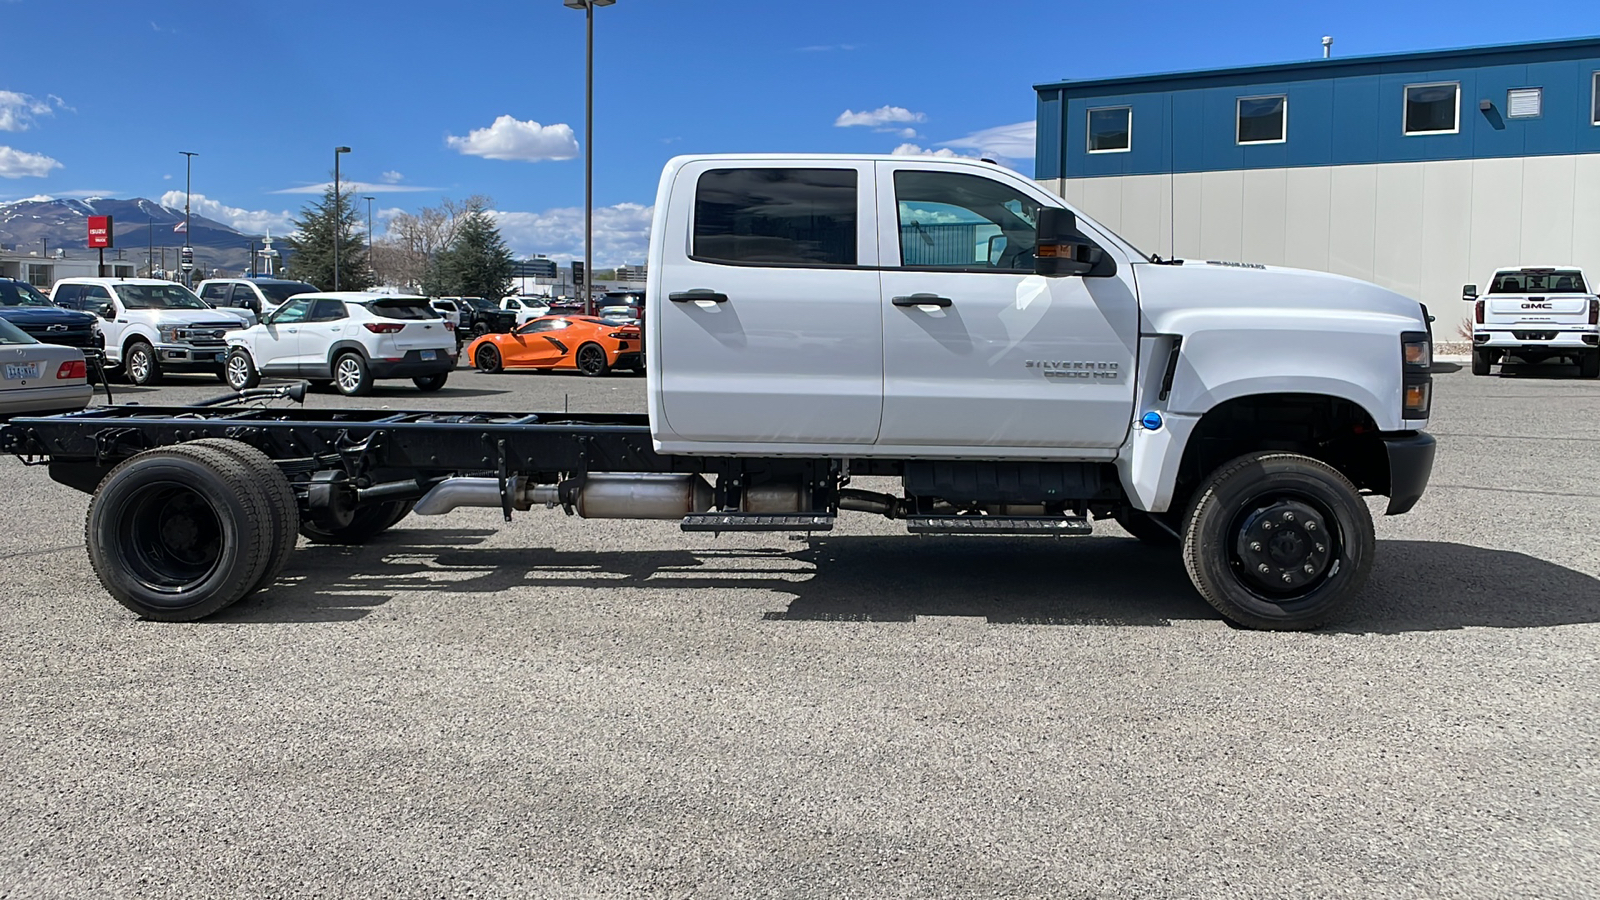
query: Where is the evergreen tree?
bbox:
[285,183,373,291]
[432,207,514,301]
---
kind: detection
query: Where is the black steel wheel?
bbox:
[185,438,300,593]
[1181,452,1374,631]
[576,343,609,377]
[224,349,261,391]
[299,500,414,545]
[475,344,503,374]
[414,372,449,392]
[85,444,276,621]
[125,340,162,386]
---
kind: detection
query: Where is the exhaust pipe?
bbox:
[413,477,559,516]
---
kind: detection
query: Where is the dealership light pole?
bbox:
[333,146,351,291]
[564,0,614,314]
[364,195,375,268]
[180,151,197,287]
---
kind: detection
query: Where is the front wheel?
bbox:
[475,344,503,374]
[414,372,449,392]
[1181,452,1375,631]
[333,352,372,396]
[124,341,161,386]
[575,343,609,377]
[224,349,261,391]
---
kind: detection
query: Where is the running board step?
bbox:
[681,513,835,533]
[906,515,1093,536]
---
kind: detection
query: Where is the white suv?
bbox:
[223,292,457,396]
[50,278,255,385]
[1465,267,1599,377]
[196,278,319,316]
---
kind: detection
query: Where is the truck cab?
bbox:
[1465,267,1600,377]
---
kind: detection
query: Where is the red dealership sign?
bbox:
[87,215,114,249]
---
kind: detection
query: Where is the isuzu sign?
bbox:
[87,216,114,249]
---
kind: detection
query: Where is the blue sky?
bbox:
[2,0,1595,265]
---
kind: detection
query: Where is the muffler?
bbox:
[569,473,713,520]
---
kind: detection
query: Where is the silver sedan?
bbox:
[0,316,92,417]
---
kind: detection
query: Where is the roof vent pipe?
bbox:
[1322,36,1333,59]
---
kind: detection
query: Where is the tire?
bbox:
[124,340,161,386]
[472,323,490,338]
[333,352,372,396]
[299,500,414,545]
[575,343,609,377]
[186,438,299,592]
[224,349,261,391]
[1471,348,1492,376]
[1113,507,1178,546]
[414,372,449,392]
[1181,452,1375,631]
[85,444,276,621]
[1581,350,1600,379]
[475,344,503,374]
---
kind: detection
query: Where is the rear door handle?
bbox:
[669,290,728,303]
[892,294,953,308]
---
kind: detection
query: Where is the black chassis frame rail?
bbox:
[1,406,837,506]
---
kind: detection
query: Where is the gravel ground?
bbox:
[0,362,1596,899]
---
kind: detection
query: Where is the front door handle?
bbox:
[892,294,953,308]
[669,290,728,303]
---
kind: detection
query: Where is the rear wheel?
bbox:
[333,352,372,396]
[299,500,414,544]
[576,343,609,377]
[85,444,276,621]
[186,438,299,592]
[224,349,261,391]
[414,372,449,392]
[1581,350,1600,379]
[125,341,161,386]
[1181,452,1375,631]
[475,344,503,373]
[1471,348,1492,376]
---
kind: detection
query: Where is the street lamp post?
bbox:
[364,195,375,277]
[180,151,197,287]
[333,146,351,291]
[564,0,615,315]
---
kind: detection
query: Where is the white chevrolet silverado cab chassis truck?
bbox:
[2,155,1436,631]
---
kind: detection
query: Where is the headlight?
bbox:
[1402,336,1431,368]
[1401,331,1432,418]
[158,325,181,343]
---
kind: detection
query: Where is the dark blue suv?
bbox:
[0,279,100,350]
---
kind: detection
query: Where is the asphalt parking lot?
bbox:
[1,362,1597,899]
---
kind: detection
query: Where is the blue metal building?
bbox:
[1033,37,1600,315]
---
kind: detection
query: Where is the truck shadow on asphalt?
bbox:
[216,532,1600,634]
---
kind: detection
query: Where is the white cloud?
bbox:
[163,174,173,180]
[835,106,926,128]
[0,146,62,178]
[890,143,975,159]
[488,202,653,268]
[160,191,294,234]
[14,194,54,203]
[271,181,440,195]
[380,170,403,183]
[938,120,1036,160]
[0,91,66,132]
[446,115,579,162]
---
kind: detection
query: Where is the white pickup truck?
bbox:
[5,154,1436,631]
[50,277,255,385]
[1464,267,1600,377]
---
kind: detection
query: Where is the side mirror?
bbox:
[1035,208,1114,278]
[987,234,1008,266]
[1462,284,1478,302]
[96,304,115,320]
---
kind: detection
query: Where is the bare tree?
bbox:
[369,195,493,291]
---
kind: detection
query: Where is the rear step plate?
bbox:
[906,515,1092,536]
[681,513,835,533]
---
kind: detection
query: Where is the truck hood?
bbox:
[1135,260,1427,332]
[0,307,98,327]
[130,308,253,329]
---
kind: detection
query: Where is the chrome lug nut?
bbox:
[1258,564,1270,573]
[1305,521,1317,532]
[1315,544,1326,553]
[1304,564,1315,574]
[1262,522,1274,531]
[1282,574,1293,583]
[1250,541,1263,552]
[1283,512,1295,522]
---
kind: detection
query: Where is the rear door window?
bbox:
[693,168,858,266]
[199,283,230,303]
[310,299,348,321]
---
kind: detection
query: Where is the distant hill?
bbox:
[0,196,279,274]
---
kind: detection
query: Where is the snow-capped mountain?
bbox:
[0,197,273,273]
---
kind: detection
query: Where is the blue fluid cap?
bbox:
[1141,411,1164,431]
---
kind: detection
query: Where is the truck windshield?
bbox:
[1488,270,1587,294]
[258,282,318,303]
[0,281,54,307]
[113,283,208,310]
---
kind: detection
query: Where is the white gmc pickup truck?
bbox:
[1465,267,1600,377]
[3,154,1437,631]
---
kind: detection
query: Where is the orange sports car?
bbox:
[465,315,643,376]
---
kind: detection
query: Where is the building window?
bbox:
[692,168,858,267]
[1404,83,1460,135]
[26,264,51,288]
[1506,88,1542,118]
[1087,107,1131,153]
[1237,95,1287,144]
[1593,72,1599,125]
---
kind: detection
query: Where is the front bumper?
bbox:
[1383,431,1436,516]
[154,343,229,369]
[1474,329,1599,350]
[367,349,457,379]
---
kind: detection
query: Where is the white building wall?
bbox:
[1040,152,1600,335]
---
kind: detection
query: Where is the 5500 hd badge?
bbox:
[1025,360,1121,380]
